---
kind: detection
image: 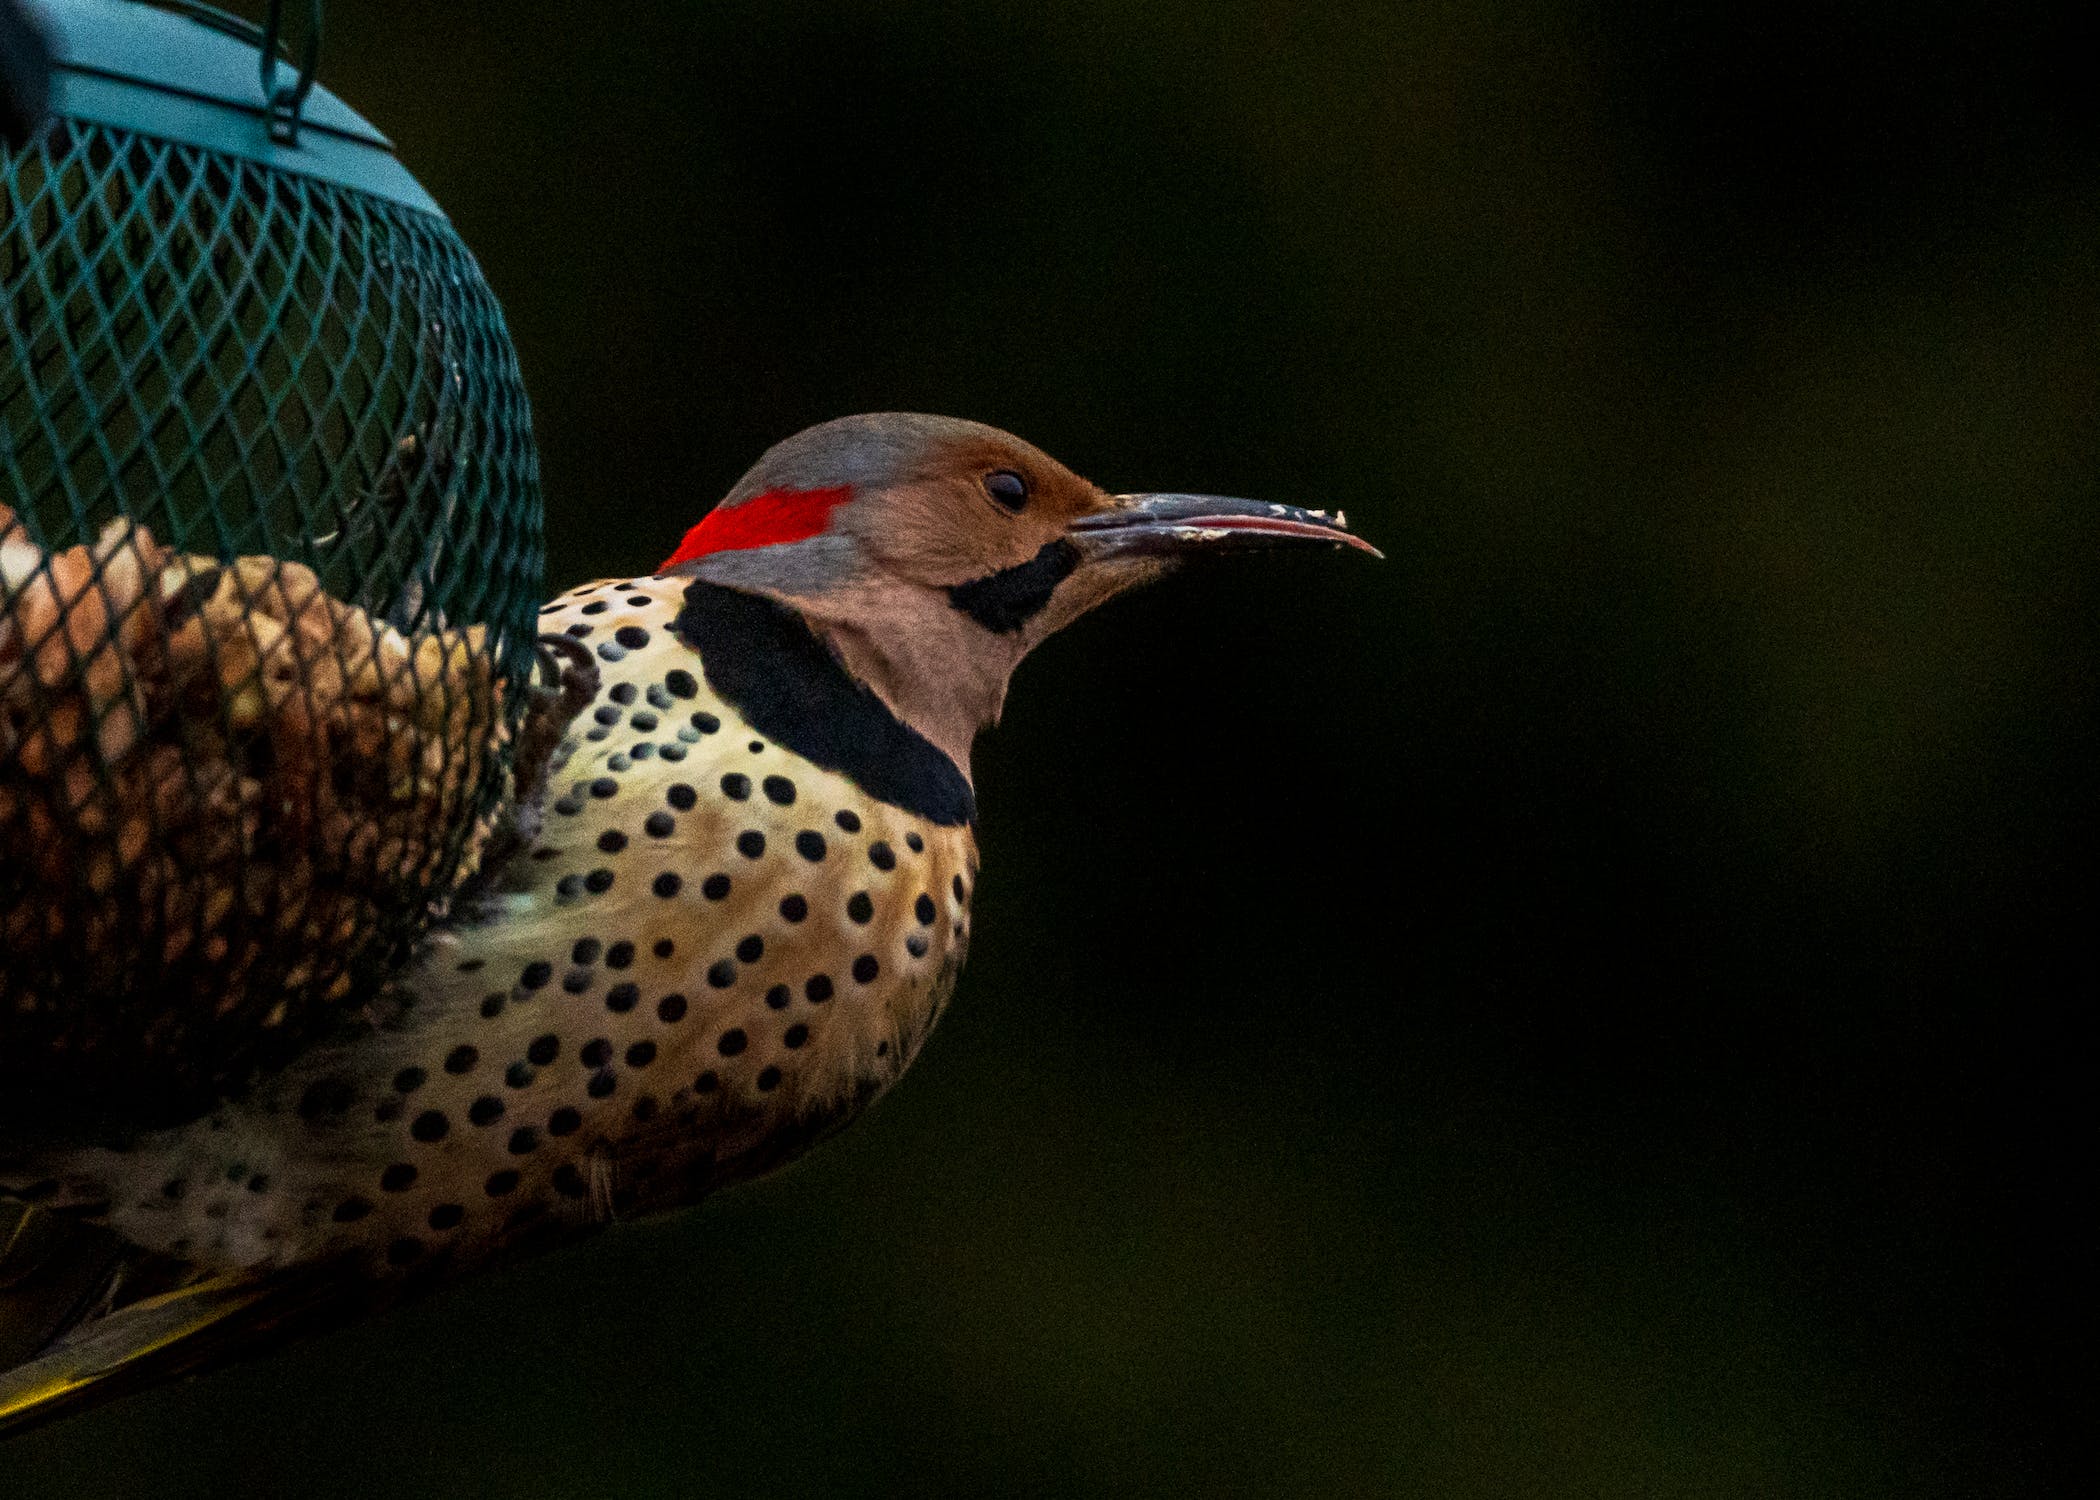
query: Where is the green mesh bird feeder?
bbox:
[0,0,544,1129]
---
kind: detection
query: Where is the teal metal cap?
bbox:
[29,0,441,216]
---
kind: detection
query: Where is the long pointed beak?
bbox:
[1069,494,1383,560]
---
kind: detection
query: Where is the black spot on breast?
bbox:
[410,1110,449,1142]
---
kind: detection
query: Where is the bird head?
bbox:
[662,412,1377,778]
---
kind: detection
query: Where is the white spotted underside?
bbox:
[69,575,978,1277]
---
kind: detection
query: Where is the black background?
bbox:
[12,1,2091,1494]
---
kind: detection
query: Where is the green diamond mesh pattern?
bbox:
[1,116,543,1128]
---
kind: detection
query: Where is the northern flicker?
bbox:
[0,412,1375,1429]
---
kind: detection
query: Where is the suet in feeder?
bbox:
[1,0,544,1128]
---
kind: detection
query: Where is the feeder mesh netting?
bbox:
[1,116,543,1126]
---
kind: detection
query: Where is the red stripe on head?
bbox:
[660,485,855,570]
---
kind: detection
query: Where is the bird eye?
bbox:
[983,470,1029,513]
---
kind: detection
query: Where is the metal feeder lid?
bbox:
[28,0,440,215]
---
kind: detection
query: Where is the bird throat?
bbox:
[669,582,977,827]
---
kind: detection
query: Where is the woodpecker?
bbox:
[0,412,1375,1428]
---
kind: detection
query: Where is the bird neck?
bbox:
[668,580,981,826]
[795,585,1018,784]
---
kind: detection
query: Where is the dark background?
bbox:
[12,1,2092,1494]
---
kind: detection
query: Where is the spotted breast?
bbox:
[78,574,977,1278]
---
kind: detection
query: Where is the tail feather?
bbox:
[0,1202,123,1372]
[0,1269,274,1436]
[0,1201,341,1438]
